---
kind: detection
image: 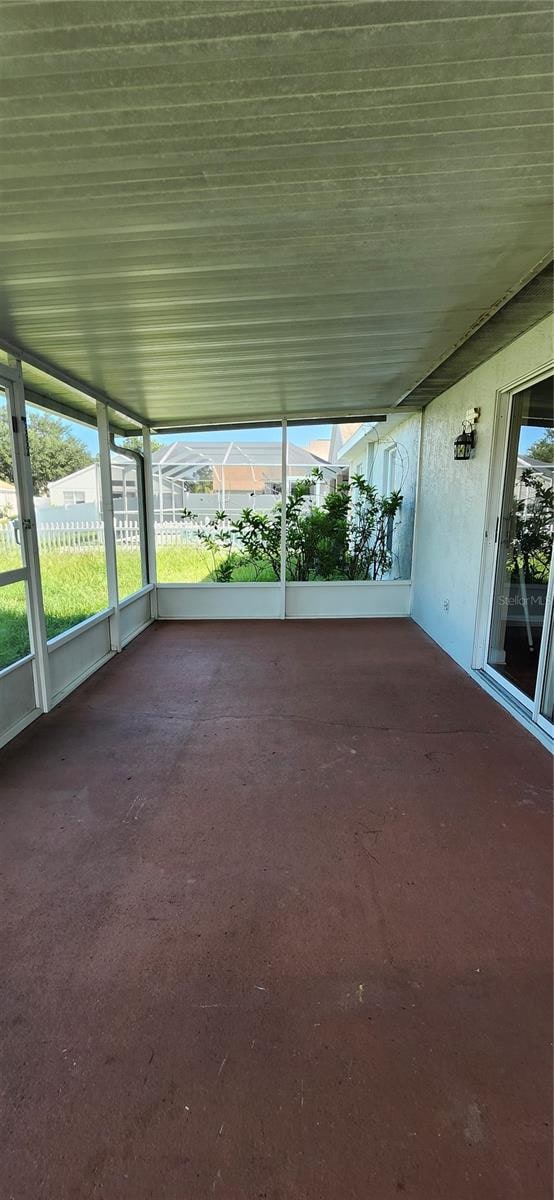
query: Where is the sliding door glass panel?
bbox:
[0,389,24,573]
[0,581,31,669]
[155,427,283,582]
[26,401,108,639]
[487,376,553,703]
[110,445,145,600]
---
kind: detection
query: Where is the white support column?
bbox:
[97,402,120,651]
[134,456,148,590]
[142,426,158,618]
[8,361,51,710]
[280,418,287,619]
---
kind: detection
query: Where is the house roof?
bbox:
[517,454,554,475]
[305,439,331,462]
[47,440,338,491]
[48,463,97,488]
[152,440,336,473]
[337,424,363,443]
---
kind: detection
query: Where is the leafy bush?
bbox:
[509,468,553,583]
[0,406,92,495]
[190,470,403,581]
[527,428,554,464]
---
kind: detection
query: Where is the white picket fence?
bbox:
[0,517,217,554]
[154,518,223,546]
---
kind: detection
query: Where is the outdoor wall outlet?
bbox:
[443,598,450,612]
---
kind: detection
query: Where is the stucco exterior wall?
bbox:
[340,412,422,580]
[411,315,554,671]
[383,413,421,580]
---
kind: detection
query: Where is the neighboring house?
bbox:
[46,454,138,520]
[327,423,362,488]
[47,463,100,508]
[150,440,339,518]
[305,438,331,461]
[337,414,421,581]
[45,442,341,522]
[515,454,553,515]
[328,423,362,461]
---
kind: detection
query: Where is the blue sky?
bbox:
[27,403,551,459]
[518,425,549,454]
[78,421,333,453]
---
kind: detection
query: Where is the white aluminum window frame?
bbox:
[0,363,50,709]
[0,363,155,724]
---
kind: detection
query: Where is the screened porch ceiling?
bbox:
[0,1,553,434]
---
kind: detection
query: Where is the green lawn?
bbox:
[0,544,274,670]
[156,543,223,583]
[156,543,276,583]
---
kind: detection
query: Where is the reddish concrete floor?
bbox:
[0,619,552,1200]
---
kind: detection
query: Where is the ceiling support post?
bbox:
[142,427,158,619]
[280,419,287,619]
[97,403,120,652]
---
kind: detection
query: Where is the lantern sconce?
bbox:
[454,407,480,460]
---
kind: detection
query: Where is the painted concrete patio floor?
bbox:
[0,619,551,1199]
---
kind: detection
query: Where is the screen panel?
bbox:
[154,426,283,584]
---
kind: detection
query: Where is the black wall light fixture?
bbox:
[454,407,480,460]
[454,424,475,460]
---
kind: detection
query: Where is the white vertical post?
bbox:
[409,409,425,614]
[280,418,287,619]
[142,426,158,618]
[487,393,521,667]
[8,361,51,711]
[134,462,148,590]
[97,402,120,651]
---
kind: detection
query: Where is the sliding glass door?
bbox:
[486,374,553,731]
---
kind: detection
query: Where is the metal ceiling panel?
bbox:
[0,0,552,427]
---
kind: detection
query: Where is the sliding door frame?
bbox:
[473,361,554,739]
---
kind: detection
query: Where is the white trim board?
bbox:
[157,583,281,620]
[285,580,410,619]
[0,656,38,750]
[156,580,411,620]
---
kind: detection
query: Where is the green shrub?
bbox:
[196,470,403,582]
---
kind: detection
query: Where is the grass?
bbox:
[156,543,222,583]
[0,544,274,670]
[156,543,276,583]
